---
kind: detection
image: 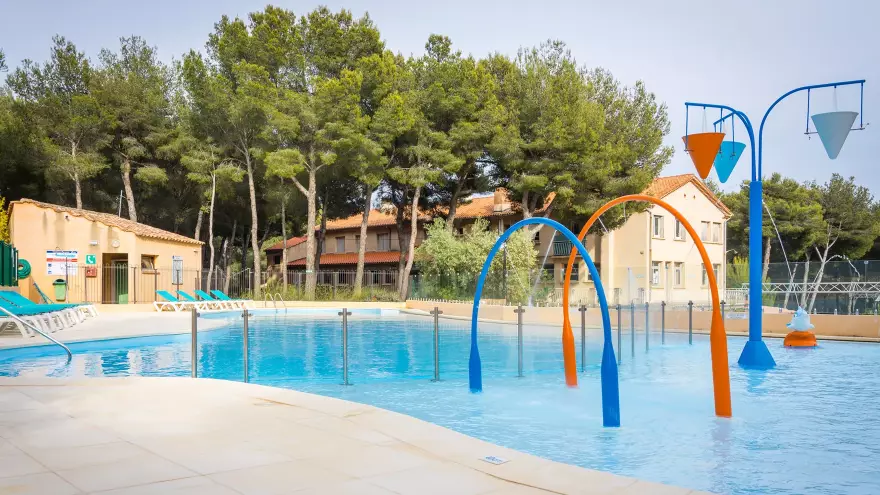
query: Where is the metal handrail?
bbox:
[0,307,72,361]
[273,292,287,314]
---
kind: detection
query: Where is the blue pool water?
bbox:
[0,312,878,495]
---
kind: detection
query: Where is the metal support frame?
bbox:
[688,300,694,345]
[431,307,442,382]
[242,309,251,383]
[0,307,71,361]
[629,302,635,357]
[191,307,199,378]
[339,308,352,385]
[514,305,525,377]
[686,79,866,370]
[661,301,666,344]
[578,304,587,372]
[616,304,622,364]
[645,302,650,352]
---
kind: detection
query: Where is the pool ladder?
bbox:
[263,293,287,313]
[0,306,72,361]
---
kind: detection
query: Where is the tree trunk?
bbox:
[398,186,421,300]
[71,142,83,209]
[354,184,374,295]
[194,208,204,241]
[808,246,830,313]
[761,237,772,282]
[304,168,318,299]
[245,153,261,298]
[395,187,410,281]
[782,264,798,310]
[315,203,327,275]
[121,159,138,222]
[800,251,811,308]
[281,197,288,292]
[446,179,465,233]
[205,174,217,290]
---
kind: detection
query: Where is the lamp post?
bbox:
[685,79,867,369]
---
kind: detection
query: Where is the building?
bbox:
[9,199,203,304]
[265,174,731,304]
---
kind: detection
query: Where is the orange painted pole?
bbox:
[561,194,731,417]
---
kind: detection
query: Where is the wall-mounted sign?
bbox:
[85,266,98,278]
[172,255,183,285]
[46,250,78,276]
[85,254,97,265]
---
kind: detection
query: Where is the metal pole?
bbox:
[721,300,726,321]
[515,305,525,377]
[191,307,198,378]
[688,300,694,345]
[630,302,635,357]
[242,309,250,382]
[339,308,352,385]
[661,301,666,344]
[578,304,587,372]
[616,304,622,364]
[431,306,442,381]
[645,301,650,352]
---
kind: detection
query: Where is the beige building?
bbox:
[265,174,731,304]
[9,199,203,304]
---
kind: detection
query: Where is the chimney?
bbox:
[493,188,511,213]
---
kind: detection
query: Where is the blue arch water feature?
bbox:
[468,218,621,427]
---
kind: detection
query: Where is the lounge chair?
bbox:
[210,290,249,309]
[154,290,194,312]
[0,291,97,319]
[0,293,84,329]
[194,290,234,310]
[177,290,220,310]
[0,298,67,337]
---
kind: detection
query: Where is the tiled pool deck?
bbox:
[0,377,711,494]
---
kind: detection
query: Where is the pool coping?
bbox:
[0,376,712,494]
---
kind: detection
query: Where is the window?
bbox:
[543,264,554,281]
[140,255,156,272]
[700,221,710,242]
[652,215,664,238]
[355,234,361,247]
[652,261,662,286]
[674,219,686,241]
[702,264,708,287]
[336,236,345,253]
[456,227,464,236]
[377,233,391,251]
[586,263,600,281]
[674,262,684,287]
[711,222,722,243]
[570,262,579,282]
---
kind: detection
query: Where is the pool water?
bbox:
[0,312,878,495]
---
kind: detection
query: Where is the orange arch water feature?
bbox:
[561,194,732,418]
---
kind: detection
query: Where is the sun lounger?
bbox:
[177,291,221,310]
[154,290,193,312]
[210,290,249,309]
[0,291,96,318]
[0,292,84,329]
[194,290,234,310]
[0,298,68,337]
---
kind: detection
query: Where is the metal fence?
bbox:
[0,241,18,287]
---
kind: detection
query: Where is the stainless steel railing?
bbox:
[0,307,72,361]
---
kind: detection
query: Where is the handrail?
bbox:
[0,307,72,361]
[274,292,287,314]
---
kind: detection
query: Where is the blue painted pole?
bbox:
[469,218,620,427]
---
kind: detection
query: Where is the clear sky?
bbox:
[2,0,877,193]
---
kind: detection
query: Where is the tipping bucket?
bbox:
[713,141,746,183]
[682,132,725,179]
[811,111,858,159]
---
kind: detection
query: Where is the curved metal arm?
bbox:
[758,80,866,177]
[0,307,72,361]
[685,102,757,181]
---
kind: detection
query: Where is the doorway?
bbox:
[102,254,129,304]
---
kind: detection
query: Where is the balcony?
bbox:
[552,240,579,257]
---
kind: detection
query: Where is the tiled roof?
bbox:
[266,235,307,252]
[642,174,731,217]
[324,208,430,231]
[454,191,555,219]
[11,198,203,245]
[288,251,400,266]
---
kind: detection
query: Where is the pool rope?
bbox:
[560,194,732,418]
[469,217,621,427]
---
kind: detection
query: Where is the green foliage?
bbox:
[414,218,537,303]
[813,174,878,259]
[0,196,9,242]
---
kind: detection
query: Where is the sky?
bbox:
[1,0,877,194]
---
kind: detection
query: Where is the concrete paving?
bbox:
[0,377,712,495]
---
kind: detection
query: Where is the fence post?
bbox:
[688,300,694,345]
[154,272,158,302]
[616,303,622,364]
[645,301,650,352]
[661,301,666,344]
[431,307,442,381]
[578,304,587,372]
[242,309,251,383]
[515,305,525,377]
[339,308,352,385]
[630,301,635,357]
[131,266,137,304]
[191,307,199,378]
[721,300,726,320]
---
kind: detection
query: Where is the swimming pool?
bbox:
[0,312,877,494]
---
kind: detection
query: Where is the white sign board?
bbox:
[46,250,78,276]
[172,256,183,285]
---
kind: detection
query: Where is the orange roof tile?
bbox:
[642,174,731,217]
[288,251,400,266]
[266,235,307,252]
[324,208,430,231]
[454,191,555,219]
[11,198,203,245]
